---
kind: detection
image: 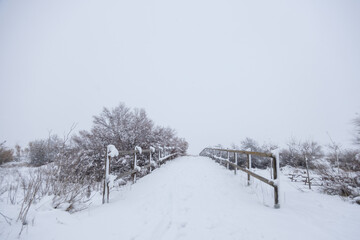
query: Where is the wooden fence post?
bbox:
[272,156,280,208]
[305,156,311,189]
[234,152,237,175]
[103,147,111,204]
[158,148,161,163]
[227,151,229,169]
[219,151,222,165]
[247,154,251,186]
[133,150,137,183]
[102,179,106,204]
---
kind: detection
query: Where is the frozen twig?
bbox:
[0,212,12,225]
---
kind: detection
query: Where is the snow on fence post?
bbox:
[103,145,119,204]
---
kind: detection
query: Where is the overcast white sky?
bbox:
[0,0,359,154]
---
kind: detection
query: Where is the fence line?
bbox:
[103,146,179,204]
[200,147,280,209]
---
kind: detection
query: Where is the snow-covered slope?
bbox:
[2,156,360,240]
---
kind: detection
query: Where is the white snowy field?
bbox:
[2,156,360,240]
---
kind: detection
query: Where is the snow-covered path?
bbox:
[10,156,360,240]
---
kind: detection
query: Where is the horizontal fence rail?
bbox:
[103,145,180,204]
[200,147,280,209]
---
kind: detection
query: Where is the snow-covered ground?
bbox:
[1,156,360,240]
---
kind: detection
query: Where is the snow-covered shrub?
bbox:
[229,138,278,169]
[17,170,42,226]
[337,149,360,171]
[8,182,19,205]
[0,141,14,165]
[52,182,92,213]
[280,138,323,168]
[28,135,62,166]
[316,162,360,201]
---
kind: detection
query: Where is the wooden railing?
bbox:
[103,146,179,204]
[199,147,280,209]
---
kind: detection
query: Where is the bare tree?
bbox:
[72,103,188,181]
[326,132,341,174]
[301,140,324,189]
[240,137,261,152]
[353,115,360,147]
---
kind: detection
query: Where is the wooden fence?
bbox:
[199,147,280,209]
[103,146,179,204]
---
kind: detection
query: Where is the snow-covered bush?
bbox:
[316,162,360,201]
[280,138,323,168]
[326,149,360,172]
[28,135,63,166]
[17,170,42,226]
[230,138,278,169]
[0,141,14,165]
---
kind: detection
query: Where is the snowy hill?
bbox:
[2,156,360,240]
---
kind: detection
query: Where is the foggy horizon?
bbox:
[1,0,359,154]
